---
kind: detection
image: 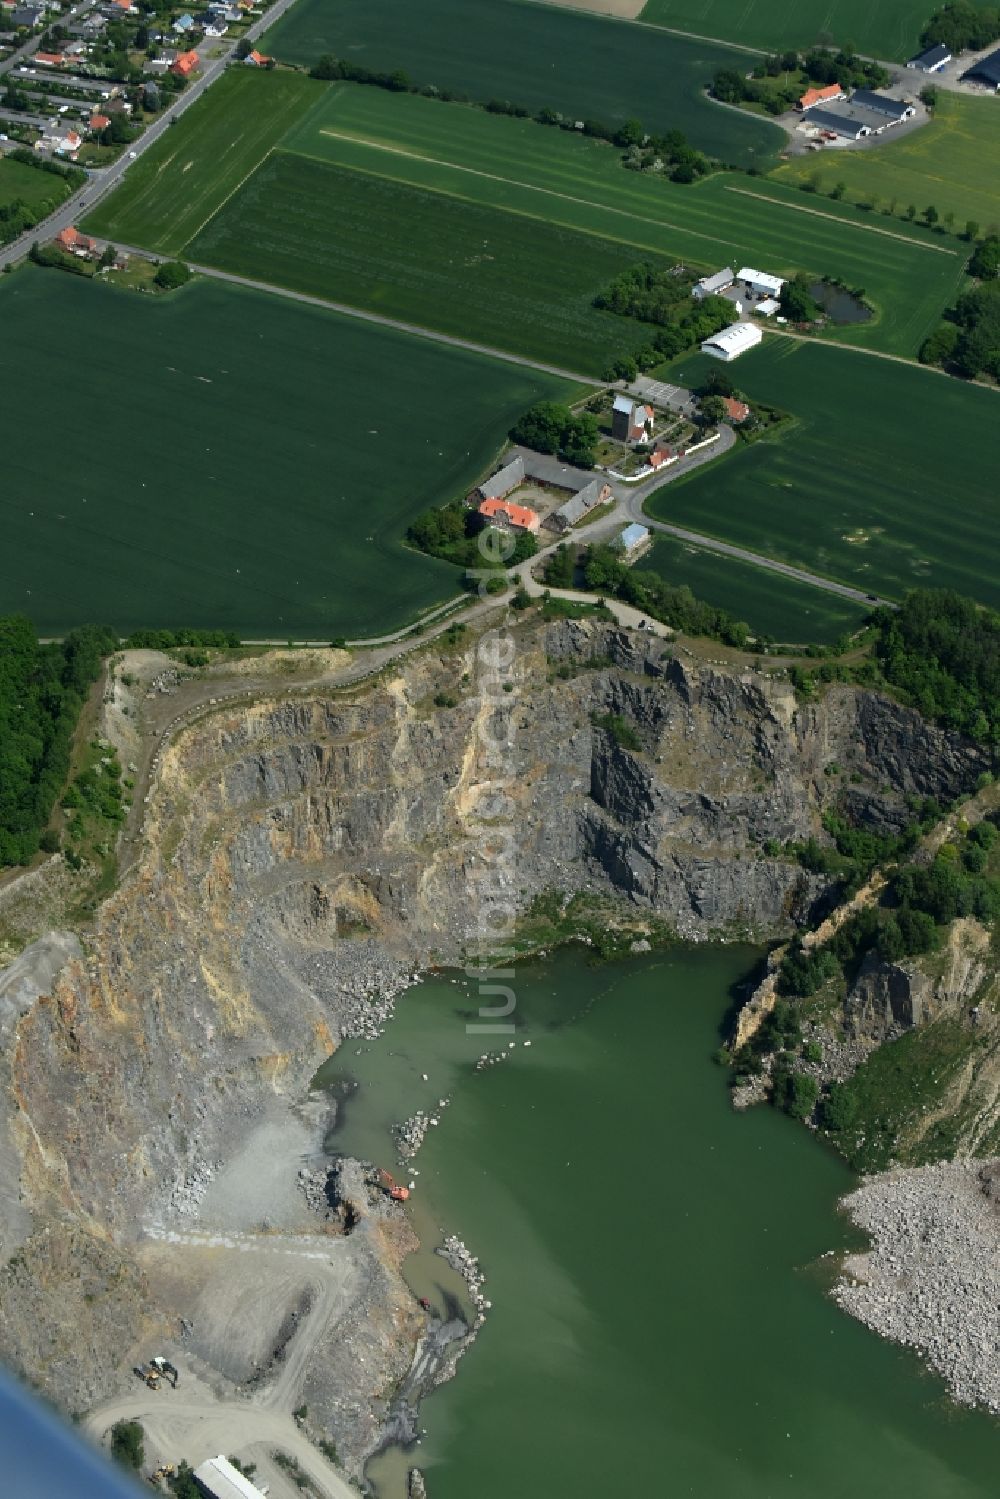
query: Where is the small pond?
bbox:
[810,280,872,324]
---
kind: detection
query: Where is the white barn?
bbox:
[737,267,785,299]
[701,322,763,362]
[693,267,735,300]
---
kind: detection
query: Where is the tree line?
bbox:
[592,265,733,371]
[920,0,1000,53]
[920,236,1000,378]
[0,616,118,868]
[308,59,708,178]
[712,46,889,116]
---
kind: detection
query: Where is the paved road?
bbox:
[0,0,300,270]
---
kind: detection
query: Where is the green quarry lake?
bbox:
[318,947,1000,1497]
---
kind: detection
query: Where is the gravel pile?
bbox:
[835,1159,1000,1414]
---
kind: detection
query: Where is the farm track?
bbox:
[725,187,960,254]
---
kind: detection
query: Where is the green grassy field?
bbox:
[642,535,870,643]
[646,339,1000,607]
[262,0,785,167]
[83,69,321,253]
[285,87,967,357]
[0,156,77,215]
[86,78,966,363]
[187,152,678,374]
[0,269,574,637]
[637,0,955,61]
[775,94,1000,238]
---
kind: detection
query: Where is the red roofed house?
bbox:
[798,83,845,110]
[648,446,677,471]
[34,51,66,66]
[113,0,135,9]
[628,403,655,443]
[170,48,199,77]
[478,497,541,534]
[89,113,110,132]
[55,226,96,256]
[244,48,270,65]
[722,397,751,423]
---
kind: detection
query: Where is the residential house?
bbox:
[648,446,676,472]
[618,523,650,557]
[11,2,44,25]
[701,322,763,361]
[55,225,96,255]
[628,403,655,443]
[798,83,845,110]
[737,266,785,299]
[105,96,132,113]
[907,42,951,72]
[549,478,612,531]
[610,392,633,440]
[722,397,750,424]
[692,267,734,300]
[41,125,83,155]
[478,497,541,534]
[172,11,194,30]
[244,48,270,64]
[204,17,227,34]
[34,50,66,65]
[476,455,524,503]
[88,111,110,131]
[170,48,199,76]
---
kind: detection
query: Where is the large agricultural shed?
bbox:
[702,322,762,360]
[962,48,1000,90]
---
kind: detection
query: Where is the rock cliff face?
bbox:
[0,619,987,1454]
[845,918,995,1041]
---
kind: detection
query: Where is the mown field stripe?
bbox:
[724,187,962,256]
[309,128,774,256]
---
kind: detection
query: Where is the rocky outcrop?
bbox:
[845,918,994,1041]
[0,619,989,1458]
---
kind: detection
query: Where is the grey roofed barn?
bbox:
[907,42,951,71]
[477,454,525,502]
[550,478,611,530]
[804,106,871,138]
[850,89,914,120]
[962,47,1000,87]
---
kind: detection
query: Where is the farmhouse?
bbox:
[907,42,951,72]
[171,48,199,76]
[722,397,750,424]
[549,478,612,531]
[701,322,762,361]
[54,225,95,256]
[962,49,1000,90]
[799,83,845,110]
[478,497,540,533]
[737,267,785,299]
[193,1455,267,1499]
[477,454,524,502]
[807,92,916,138]
[693,267,734,300]
[618,522,650,557]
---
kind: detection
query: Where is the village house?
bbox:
[648,446,677,472]
[549,478,613,532]
[476,455,525,504]
[40,125,82,156]
[244,48,270,64]
[722,397,750,424]
[10,3,44,28]
[172,11,195,30]
[34,50,67,66]
[88,111,110,132]
[478,497,541,534]
[170,48,199,77]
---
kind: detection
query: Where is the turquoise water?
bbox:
[318,947,1000,1498]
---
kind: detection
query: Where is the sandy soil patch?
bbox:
[528,0,645,15]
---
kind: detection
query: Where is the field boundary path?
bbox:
[110,240,601,384]
[724,187,960,254]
